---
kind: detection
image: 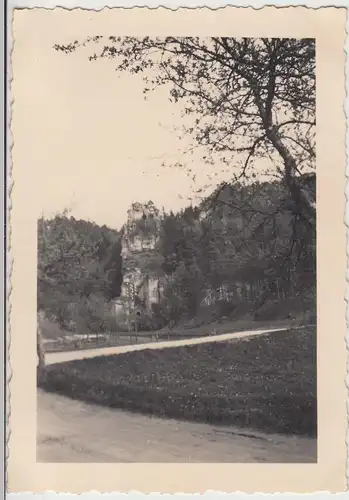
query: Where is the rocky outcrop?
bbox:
[119,201,164,330]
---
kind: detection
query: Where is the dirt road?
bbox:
[37,390,316,463]
[38,326,316,463]
[45,327,288,365]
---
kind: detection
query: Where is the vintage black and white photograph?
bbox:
[32,31,318,464]
[9,4,349,492]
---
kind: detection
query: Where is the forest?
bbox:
[37,172,316,336]
[37,215,122,334]
[155,174,316,327]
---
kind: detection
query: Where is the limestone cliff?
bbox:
[119,201,164,330]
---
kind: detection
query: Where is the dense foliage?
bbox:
[37,215,122,333]
[38,174,316,335]
[154,175,316,326]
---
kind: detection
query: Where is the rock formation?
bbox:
[119,201,164,331]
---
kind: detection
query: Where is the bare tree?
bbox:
[54,37,315,224]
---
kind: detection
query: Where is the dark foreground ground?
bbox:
[39,327,316,437]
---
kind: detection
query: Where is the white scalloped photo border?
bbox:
[5,1,348,497]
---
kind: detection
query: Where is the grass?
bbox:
[38,327,316,437]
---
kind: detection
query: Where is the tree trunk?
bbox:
[267,126,316,225]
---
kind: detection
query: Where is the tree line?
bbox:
[37,215,122,334]
[38,173,315,334]
[154,174,316,327]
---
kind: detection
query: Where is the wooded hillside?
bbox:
[154,174,316,326]
[38,174,315,334]
[37,215,122,333]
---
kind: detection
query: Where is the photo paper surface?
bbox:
[8,6,347,493]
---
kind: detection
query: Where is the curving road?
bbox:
[45,327,288,365]
[38,326,316,463]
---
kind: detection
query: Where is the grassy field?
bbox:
[38,327,316,437]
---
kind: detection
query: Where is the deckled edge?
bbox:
[7,2,14,495]
[345,0,349,495]
[5,1,349,497]
[7,493,327,496]
[7,1,349,11]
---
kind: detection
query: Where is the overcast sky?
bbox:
[13,17,246,230]
[13,7,290,232]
